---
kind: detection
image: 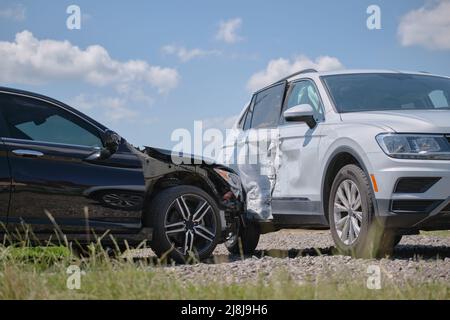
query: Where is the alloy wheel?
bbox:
[333,179,363,245]
[164,194,217,256]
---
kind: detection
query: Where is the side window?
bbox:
[250,83,285,129]
[0,94,103,148]
[281,80,324,123]
[243,96,255,131]
[237,110,247,129]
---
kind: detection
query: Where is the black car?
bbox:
[0,87,246,262]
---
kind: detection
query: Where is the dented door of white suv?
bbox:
[272,79,325,224]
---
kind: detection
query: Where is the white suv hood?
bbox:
[340,110,450,134]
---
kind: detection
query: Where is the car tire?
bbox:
[225,219,260,255]
[147,185,221,263]
[329,164,395,258]
[393,234,402,247]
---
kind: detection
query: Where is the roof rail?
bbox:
[254,68,318,93]
[277,68,318,83]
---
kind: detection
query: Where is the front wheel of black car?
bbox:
[329,164,395,259]
[148,185,221,263]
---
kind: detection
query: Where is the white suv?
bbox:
[223,69,450,258]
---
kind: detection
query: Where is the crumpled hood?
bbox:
[340,110,450,133]
[142,146,235,172]
[143,146,205,165]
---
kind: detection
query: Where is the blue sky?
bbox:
[1,0,449,148]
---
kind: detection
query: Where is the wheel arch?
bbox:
[321,146,372,222]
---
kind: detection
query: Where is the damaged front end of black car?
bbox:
[131,145,247,262]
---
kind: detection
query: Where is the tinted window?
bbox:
[0,94,103,147]
[282,80,324,121]
[237,110,247,129]
[322,73,450,113]
[242,109,251,130]
[241,96,255,130]
[250,83,285,129]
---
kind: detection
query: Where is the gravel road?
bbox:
[145,230,450,286]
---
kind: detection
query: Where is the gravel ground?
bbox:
[141,230,450,286]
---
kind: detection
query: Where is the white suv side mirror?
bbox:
[283,104,317,128]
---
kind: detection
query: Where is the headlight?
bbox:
[376,133,450,160]
[213,168,242,197]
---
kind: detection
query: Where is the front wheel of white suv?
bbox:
[328,164,395,258]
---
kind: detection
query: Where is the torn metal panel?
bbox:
[129,143,245,217]
[129,144,180,189]
[236,163,272,220]
[272,135,303,197]
[223,129,281,220]
[271,124,324,203]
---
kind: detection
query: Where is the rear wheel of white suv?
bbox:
[328,164,395,258]
[225,219,260,255]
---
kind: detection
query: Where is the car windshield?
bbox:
[322,73,450,113]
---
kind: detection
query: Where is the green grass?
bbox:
[420,230,450,238]
[0,244,449,300]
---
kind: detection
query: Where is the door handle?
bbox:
[12,149,44,158]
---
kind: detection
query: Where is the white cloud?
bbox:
[216,18,243,44]
[162,45,220,62]
[398,0,450,50]
[0,4,26,21]
[115,83,154,106]
[247,55,344,92]
[0,30,180,94]
[71,94,138,123]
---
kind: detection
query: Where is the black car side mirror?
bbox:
[103,130,121,155]
[85,130,121,162]
[85,131,121,162]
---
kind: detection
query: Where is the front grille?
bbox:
[394,177,441,193]
[391,200,442,214]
